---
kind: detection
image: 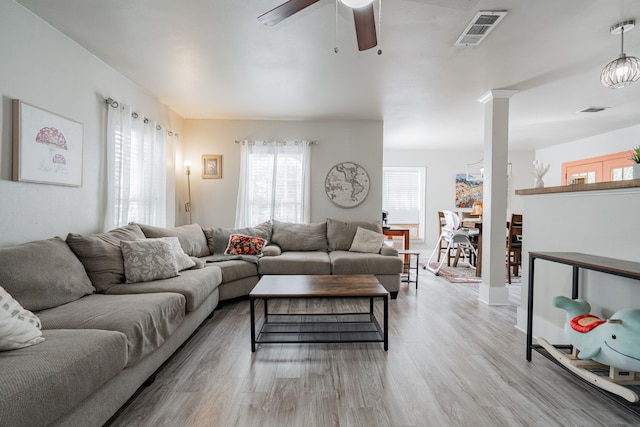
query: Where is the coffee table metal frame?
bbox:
[249,275,388,352]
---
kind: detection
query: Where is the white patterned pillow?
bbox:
[157,237,196,271]
[349,226,384,254]
[0,285,44,351]
[121,239,179,284]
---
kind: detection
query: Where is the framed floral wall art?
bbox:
[202,154,222,179]
[455,173,483,208]
[12,100,84,187]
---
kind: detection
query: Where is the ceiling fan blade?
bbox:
[353,4,377,51]
[258,0,322,26]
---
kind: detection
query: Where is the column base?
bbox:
[478,283,509,305]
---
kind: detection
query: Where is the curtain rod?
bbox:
[105,97,179,138]
[235,140,318,145]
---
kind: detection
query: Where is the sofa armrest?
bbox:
[379,246,398,257]
[262,244,282,257]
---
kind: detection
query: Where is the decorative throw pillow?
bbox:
[224,234,267,256]
[203,221,272,255]
[120,240,179,284]
[349,227,384,254]
[157,237,196,271]
[0,285,44,351]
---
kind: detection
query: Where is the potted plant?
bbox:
[630,146,640,179]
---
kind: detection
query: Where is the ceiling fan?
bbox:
[258,0,378,51]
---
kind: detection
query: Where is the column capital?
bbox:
[477,89,519,104]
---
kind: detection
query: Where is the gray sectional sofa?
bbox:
[202,218,403,301]
[0,218,402,427]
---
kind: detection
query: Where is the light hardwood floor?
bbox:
[107,274,640,427]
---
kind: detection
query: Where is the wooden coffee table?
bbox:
[249,274,389,352]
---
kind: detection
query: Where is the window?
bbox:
[562,151,634,184]
[235,141,311,227]
[383,167,425,240]
[105,103,166,230]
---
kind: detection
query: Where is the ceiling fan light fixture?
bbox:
[340,0,374,9]
[601,20,640,88]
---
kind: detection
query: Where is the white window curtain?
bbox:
[235,140,311,228]
[105,102,166,231]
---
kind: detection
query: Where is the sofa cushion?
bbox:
[258,251,331,275]
[329,251,403,275]
[326,218,382,251]
[136,223,210,257]
[156,237,196,271]
[36,293,185,366]
[0,237,95,311]
[201,258,259,284]
[349,227,385,254]
[105,267,222,312]
[0,285,44,351]
[121,239,179,283]
[271,220,328,252]
[66,224,146,292]
[203,221,272,255]
[262,244,282,257]
[224,234,267,256]
[0,329,127,427]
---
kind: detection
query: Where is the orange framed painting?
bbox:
[202,154,222,179]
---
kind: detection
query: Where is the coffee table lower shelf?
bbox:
[255,312,385,345]
[250,299,388,351]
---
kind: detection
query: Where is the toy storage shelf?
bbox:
[526,252,640,415]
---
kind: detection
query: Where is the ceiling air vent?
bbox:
[577,106,610,113]
[454,11,508,46]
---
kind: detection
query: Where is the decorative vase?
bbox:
[633,164,640,180]
[534,177,544,188]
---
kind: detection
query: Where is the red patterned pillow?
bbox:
[224,234,267,256]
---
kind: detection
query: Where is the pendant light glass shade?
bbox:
[600,54,640,88]
[340,0,373,8]
[601,20,640,89]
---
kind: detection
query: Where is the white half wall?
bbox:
[180,119,383,228]
[0,1,183,246]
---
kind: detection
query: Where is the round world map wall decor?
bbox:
[324,162,370,208]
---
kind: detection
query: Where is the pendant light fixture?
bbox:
[600,20,640,89]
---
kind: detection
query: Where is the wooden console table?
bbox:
[526,252,640,361]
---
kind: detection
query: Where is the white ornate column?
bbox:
[477,89,518,305]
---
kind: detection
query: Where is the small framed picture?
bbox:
[202,154,222,179]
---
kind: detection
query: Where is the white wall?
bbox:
[0,1,183,246]
[384,148,534,248]
[179,119,383,228]
[535,124,640,187]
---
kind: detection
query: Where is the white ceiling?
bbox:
[16,0,640,150]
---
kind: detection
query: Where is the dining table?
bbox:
[461,219,482,277]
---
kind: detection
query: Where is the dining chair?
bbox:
[506,213,523,284]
